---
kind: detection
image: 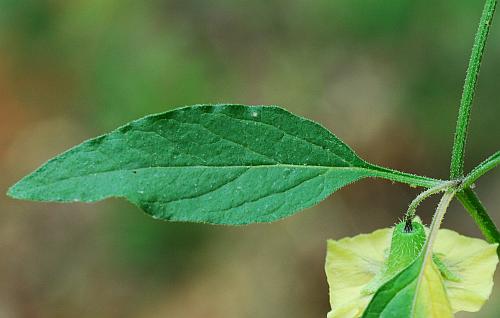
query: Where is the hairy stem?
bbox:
[367,164,441,188]
[461,151,500,189]
[404,180,459,224]
[450,0,497,179]
[426,191,457,251]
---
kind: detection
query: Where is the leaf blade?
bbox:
[8,104,434,224]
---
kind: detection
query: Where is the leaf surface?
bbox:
[362,253,453,318]
[8,104,435,224]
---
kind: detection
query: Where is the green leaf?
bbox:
[362,253,453,317]
[7,104,437,225]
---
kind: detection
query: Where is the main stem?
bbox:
[450,0,497,179]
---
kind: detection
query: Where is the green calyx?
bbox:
[363,218,460,295]
[363,219,426,294]
[385,220,427,277]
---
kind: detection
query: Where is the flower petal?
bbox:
[434,229,499,313]
[325,228,391,317]
[326,226,498,317]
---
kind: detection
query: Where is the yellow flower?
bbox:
[325,226,498,318]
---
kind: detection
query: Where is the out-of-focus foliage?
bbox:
[1,1,499,317]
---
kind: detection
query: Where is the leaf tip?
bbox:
[6,174,42,201]
[6,179,27,200]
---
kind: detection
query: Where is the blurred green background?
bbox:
[1,1,499,317]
